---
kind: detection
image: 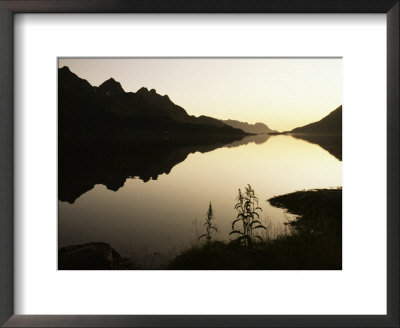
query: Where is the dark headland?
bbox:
[269,106,342,160]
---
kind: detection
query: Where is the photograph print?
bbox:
[58,58,342,270]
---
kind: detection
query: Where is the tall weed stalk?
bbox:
[198,202,218,242]
[230,184,266,247]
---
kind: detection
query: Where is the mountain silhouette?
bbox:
[290,105,342,134]
[288,105,342,161]
[58,66,248,148]
[98,78,125,96]
[222,119,276,134]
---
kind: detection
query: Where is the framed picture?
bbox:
[0,0,398,327]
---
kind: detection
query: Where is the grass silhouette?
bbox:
[230,185,266,247]
[198,202,218,242]
[167,188,341,270]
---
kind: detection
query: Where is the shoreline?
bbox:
[59,188,342,270]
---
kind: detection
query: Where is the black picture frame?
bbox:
[0,1,398,327]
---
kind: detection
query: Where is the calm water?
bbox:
[58,135,342,268]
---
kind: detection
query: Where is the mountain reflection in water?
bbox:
[290,134,342,161]
[59,134,270,204]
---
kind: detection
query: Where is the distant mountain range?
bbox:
[221,119,276,134]
[290,105,342,134]
[58,66,247,147]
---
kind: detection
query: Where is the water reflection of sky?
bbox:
[59,135,342,268]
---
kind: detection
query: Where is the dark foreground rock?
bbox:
[58,242,136,270]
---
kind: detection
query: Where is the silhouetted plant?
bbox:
[230,184,266,247]
[198,202,218,242]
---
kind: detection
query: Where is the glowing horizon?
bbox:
[59,58,342,131]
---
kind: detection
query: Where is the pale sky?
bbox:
[59,58,341,131]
